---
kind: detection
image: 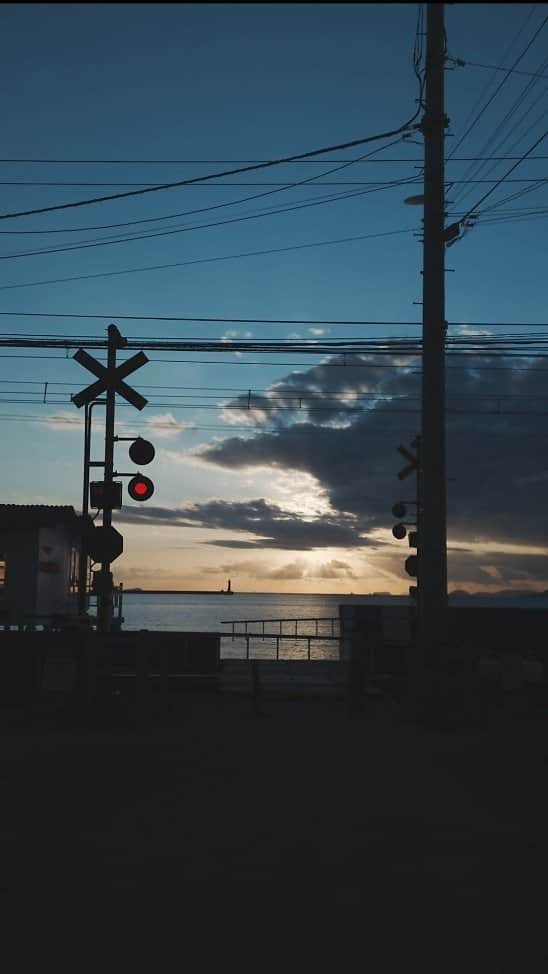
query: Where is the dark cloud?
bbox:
[447,548,548,587]
[197,352,548,559]
[116,497,366,550]
[116,352,548,587]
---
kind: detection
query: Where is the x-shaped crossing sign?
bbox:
[397,443,418,481]
[71,348,149,410]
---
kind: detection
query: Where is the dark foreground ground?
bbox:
[1,689,547,971]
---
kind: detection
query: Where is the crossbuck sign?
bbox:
[71,348,149,410]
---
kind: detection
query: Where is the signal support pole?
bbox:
[419,3,448,653]
[97,324,126,633]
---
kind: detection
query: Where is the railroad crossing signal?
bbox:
[71,348,149,410]
[90,481,123,510]
[128,474,154,502]
[405,555,418,577]
[129,437,155,465]
[397,443,419,481]
[85,524,124,563]
[394,436,421,603]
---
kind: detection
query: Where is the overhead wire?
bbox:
[0,226,418,292]
[450,58,548,82]
[4,175,548,263]
[460,128,548,222]
[2,312,548,326]
[0,395,547,418]
[450,46,548,209]
[447,8,546,162]
[0,170,421,262]
[0,16,428,226]
[0,116,426,223]
[0,135,413,244]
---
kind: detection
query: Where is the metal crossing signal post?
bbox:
[99,324,125,632]
[72,324,149,633]
[419,2,448,651]
[395,434,421,622]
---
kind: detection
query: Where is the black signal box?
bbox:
[90,481,123,510]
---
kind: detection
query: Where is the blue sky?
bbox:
[1,3,548,593]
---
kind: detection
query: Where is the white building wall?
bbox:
[36,526,78,618]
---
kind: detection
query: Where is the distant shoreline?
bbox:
[121,590,548,598]
[124,589,234,595]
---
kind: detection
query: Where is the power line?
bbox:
[0,412,420,435]
[3,378,548,403]
[462,128,548,220]
[0,143,414,237]
[1,155,547,165]
[449,44,548,209]
[3,351,548,368]
[0,396,547,418]
[0,136,412,245]
[4,175,547,264]
[5,331,548,346]
[451,57,548,82]
[447,11,548,159]
[0,175,419,262]
[0,226,417,292]
[0,115,425,222]
[2,312,548,326]
[2,335,548,356]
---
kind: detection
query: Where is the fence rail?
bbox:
[220,617,341,660]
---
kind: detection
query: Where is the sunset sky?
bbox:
[1,3,548,593]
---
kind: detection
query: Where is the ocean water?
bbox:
[119,592,400,660]
[118,590,548,660]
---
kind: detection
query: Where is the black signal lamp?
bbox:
[129,437,155,465]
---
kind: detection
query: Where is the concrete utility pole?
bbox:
[419,2,448,651]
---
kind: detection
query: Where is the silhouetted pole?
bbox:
[77,402,91,616]
[419,3,448,652]
[97,324,124,633]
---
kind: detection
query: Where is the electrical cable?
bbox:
[0,172,420,262]
[459,128,548,222]
[450,50,548,208]
[0,137,411,243]
[447,9,547,161]
[0,112,426,222]
[451,58,548,82]
[0,226,418,292]
[1,312,548,326]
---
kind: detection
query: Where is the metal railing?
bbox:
[220,617,341,661]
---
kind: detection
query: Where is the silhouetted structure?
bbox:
[0,505,89,629]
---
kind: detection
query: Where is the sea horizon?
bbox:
[116,590,548,655]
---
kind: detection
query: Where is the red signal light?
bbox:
[128,474,154,502]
